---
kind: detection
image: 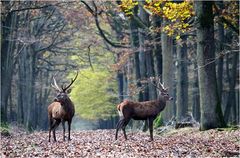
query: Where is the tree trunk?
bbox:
[216,1,224,101]
[224,52,238,124]
[117,70,124,102]
[192,63,200,122]
[161,18,175,121]
[176,37,188,122]
[194,1,226,130]
[1,8,18,123]
[123,68,129,99]
[18,46,27,125]
[146,39,157,100]
[130,6,143,101]
[138,2,150,131]
[152,15,162,78]
[138,4,149,102]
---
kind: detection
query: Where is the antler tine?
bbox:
[149,77,154,83]
[63,71,78,91]
[148,77,161,91]
[51,76,61,91]
[157,77,166,91]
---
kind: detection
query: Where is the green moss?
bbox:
[0,122,10,136]
[154,114,163,128]
[216,125,239,131]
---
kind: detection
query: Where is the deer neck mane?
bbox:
[157,95,167,107]
[60,97,73,111]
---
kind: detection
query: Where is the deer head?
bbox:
[51,72,78,103]
[149,77,173,101]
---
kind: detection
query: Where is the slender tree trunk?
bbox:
[194,1,226,130]
[130,6,143,101]
[142,10,156,101]
[224,52,238,124]
[139,2,149,101]
[236,88,240,124]
[123,68,129,99]
[18,46,27,125]
[216,1,224,101]
[176,37,188,122]
[146,39,157,100]
[26,46,33,130]
[152,15,162,78]
[192,63,200,122]
[161,18,175,121]
[117,69,124,102]
[40,70,51,129]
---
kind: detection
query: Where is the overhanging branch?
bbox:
[213,2,239,35]
[81,0,130,48]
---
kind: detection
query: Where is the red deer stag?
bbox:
[115,77,173,141]
[48,72,78,142]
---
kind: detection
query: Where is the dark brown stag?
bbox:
[48,72,78,142]
[115,78,173,141]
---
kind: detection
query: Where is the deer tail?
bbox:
[117,104,123,117]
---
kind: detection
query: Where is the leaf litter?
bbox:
[1,127,239,157]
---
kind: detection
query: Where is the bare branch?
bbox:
[213,2,239,35]
[81,0,130,48]
[87,44,94,71]
[10,4,53,13]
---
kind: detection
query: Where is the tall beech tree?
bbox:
[160,18,175,121]
[194,1,226,130]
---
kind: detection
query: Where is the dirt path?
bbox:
[1,128,239,157]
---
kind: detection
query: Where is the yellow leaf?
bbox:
[176,35,180,40]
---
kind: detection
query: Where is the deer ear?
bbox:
[66,88,72,94]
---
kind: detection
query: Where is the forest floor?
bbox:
[1,126,240,157]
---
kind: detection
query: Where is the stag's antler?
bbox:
[62,71,78,91]
[51,76,62,92]
[149,77,167,91]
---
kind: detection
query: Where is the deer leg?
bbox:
[115,119,124,140]
[52,119,61,142]
[67,120,72,141]
[122,118,130,140]
[115,122,120,140]
[62,120,65,141]
[148,117,154,141]
[48,118,53,142]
